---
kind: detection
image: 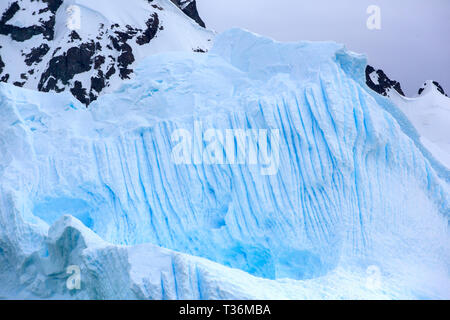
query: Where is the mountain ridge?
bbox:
[0,1,447,107]
[0,0,212,105]
[365,64,448,99]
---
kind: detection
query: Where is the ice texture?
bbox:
[0,29,449,299]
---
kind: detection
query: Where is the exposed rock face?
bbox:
[0,0,63,42]
[365,65,405,97]
[171,0,206,28]
[24,43,51,66]
[0,54,4,74]
[0,0,212,106]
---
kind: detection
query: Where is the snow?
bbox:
[7,1,51,28]
[369,71,379,85]
[0,0,214,101]
[0,28,449,299]
[388,81,450,169]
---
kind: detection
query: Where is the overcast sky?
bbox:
[197,0,450,96]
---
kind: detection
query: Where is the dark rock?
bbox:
[171,0,206,28]
[89,92,98,103]
[1,74,9,82]
[136,13,159,45]
[69,31,82,42]
[418,81,448,97]
[13,81,25,87]
[105,66,116,80]
[51,47,62,57]
[418,85,425,95]
[39,42,96,92]
[0,54,4,75]
[432,81,448,96]
[44,0,64,14]
[110,33,135,80]
[0,1,20,26]
[24,44,50,66]
[91,72,106,93]
[365,65,405,97]
[94,56,106,70]
[70,81,89,106]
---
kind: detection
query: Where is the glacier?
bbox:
[0,28,449,299]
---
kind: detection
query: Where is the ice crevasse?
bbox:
[0,29,449,299]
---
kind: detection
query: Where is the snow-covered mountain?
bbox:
[389,80,450,169]
[365,64,448,100]
[0,29,448,299]
[418,80,448,97]
[0,0,212,105]
[365,65,450,170]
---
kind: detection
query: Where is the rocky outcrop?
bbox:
[418,81,448,97]
[171,0,206,28]
[0,0,62,41]
[365,65,405,97]
[366,64,448,99]
[0,0,212,106]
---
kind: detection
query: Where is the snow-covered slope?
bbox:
[0,29,449,299]
[389,81,450,168]
[0,0,213,105]
[366,65,450,170]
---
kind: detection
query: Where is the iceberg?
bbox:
[0,29,448,299]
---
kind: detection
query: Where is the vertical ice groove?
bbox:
[134,138,159,244]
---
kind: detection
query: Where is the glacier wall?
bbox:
[0,29,449,299]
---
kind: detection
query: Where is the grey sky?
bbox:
[197,0,450,96]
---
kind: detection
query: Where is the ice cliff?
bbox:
[0,29,449,299]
